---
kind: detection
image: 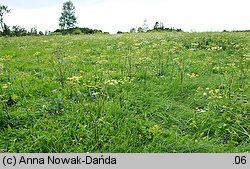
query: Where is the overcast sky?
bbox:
[1,0,250,33]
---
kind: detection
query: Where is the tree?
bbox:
[30,26,37,35]
[44,30,50,35]
[39,31,44,36]
[153,22,159,30]
[137,27,143,33]
[154,21,164,30]
[12,25,27,36]
[130,28,136,33]
[0,5,10,35]
[3,23,10,35]
[59,0,77,32]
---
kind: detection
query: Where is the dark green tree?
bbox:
[0,5,10,35]
[39,31,44,35]
[30,26,37,35]
[59,0,77,32]
[137,27,143,33]
[12,25,27,36]
[154,21,164,30]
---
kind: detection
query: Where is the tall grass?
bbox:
[0,32,249,153]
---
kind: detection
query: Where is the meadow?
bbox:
[0,32,249,152]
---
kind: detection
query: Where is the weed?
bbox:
[50,49,68,89]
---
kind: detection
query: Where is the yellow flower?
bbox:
[149,125,160,135]
[11,94,18,100]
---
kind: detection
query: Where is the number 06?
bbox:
[235,156,246,164]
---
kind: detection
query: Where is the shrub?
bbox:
[72,29,82,35]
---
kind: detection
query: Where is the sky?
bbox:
[1,0,250,34]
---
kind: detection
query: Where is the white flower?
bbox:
[215,89,220,93]
[67,76,83,84]
[187,73,199,78]
[2,84,8,89]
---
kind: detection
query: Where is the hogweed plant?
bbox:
[157,49,166,77]
[34,52,42,71]
[175,57,185,91]
[50,49,69,90]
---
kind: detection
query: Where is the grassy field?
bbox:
[0,32,249,153]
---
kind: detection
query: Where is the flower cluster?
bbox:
[208,46,223,51]
[0,55,12,62]
[195,107,208,113]
[96,59,108,64]
[186,73,199,78]
[103,77,134,85]
[137,57,151,63]
[149,125,161,135]
[2,82,11,89]
[203,88,223,99]
[67,76,83,84]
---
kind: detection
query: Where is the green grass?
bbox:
[0,32,249,152]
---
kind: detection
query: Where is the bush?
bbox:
[49,32,62,36]
[72,29,82,35]
[39,31,44,36]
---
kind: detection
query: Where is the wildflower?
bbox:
[96,60,108,64]
[63,96,67,101]
[34,52,41,56]
[92,92,99,96]
[67,76,82,81]
[196,87,203,92]
[196,107,207,113]
[67,76,83,84]
[215,89,220,93]
[2,84,8,89]
[104,79,119,85]
[209,46,223,51]
[11,94,18,100]
[187,73,199,78]
[149,125,160,135]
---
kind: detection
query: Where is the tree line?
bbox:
[0,1,183,37]
[0,4,47,36]
[1,1,250,37]
[0,1,106,37]
[126,21,182,34]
